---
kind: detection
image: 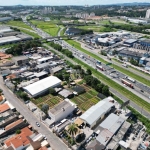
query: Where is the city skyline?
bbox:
[0,0,150,6]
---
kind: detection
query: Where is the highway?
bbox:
[0,77,69,150]
[44,44,150,119]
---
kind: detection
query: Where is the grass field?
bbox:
[19,28,40,38]
[6,21,33,30]
[66,40,150,87]
[31,94,63,109]
[73,57,150,113]
[71,84,100,111]
[31,20,60,36]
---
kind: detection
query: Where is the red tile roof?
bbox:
[5,127,33,148]
[0,103,10,113]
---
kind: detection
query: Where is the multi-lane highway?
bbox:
[0,77,69,150]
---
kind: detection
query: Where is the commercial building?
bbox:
[145,62,150,71]
[0,36,21,45]
[12,56,29,66]
[95,113,124,149]
[23,76,61,97]
[128,18,148,24]
[124,39,137,47]
[139,38,150,47]
[48,99,76,123]
[65,27,83,36]
[80,97,115,128]
[145,9,150,19]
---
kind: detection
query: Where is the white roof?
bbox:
[23,76,61,96]
[37,56,53,62]
[119,140,129,148]
[80,98,114,126]
[0,36,21,44]
[5,101,15,110]
[0,28,13,33]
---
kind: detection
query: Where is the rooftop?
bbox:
[58,89,73,98]
[0,103,10,113]
[12,55,28,62]
[49,100,71,115]
[23,76,61,96]
[0,36,21,44]
[5,119,23,131]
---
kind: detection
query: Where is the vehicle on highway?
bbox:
[121,79,134,89]
[96,64,104,71]
[36,122,40,127]
[122,63,128,68]
[43,135,47,140]
[126,76,136,83]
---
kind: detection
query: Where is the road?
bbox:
[0,77,69,150]
[44,44,150,119]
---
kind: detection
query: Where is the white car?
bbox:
[43,135,47,140]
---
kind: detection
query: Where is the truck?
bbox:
[121,79,134,88]
[96,64,104,71]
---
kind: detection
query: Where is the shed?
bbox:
[72,85,85,94]
[58,89,73,98]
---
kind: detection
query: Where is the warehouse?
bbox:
[16,34,32,41]
[80,97,114,128]
[23,76,61,97]
[124,39,137,47]
[96,113,125,147]
[0,36,21,45]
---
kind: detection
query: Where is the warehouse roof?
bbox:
[23,76,61,96]
[37,63,50,69]
[37,56,53,62]
[100,113,124,134]
[124,39,137,44]
[16,34,32,40]
[80,98,114,126]
[0,36,21,44]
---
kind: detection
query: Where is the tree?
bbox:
[63,73,70,82]
[16,129,21,134]
[84,75,93,86]
[41,104,49,114]
[118,56,123,61]
[86,69,92,75]
[102,85,109,96]
[67,123,78,142]
[49,88,56,95]
[95,83,104,93]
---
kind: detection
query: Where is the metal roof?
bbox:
[99,113,124,134]
[0,36,21,44]
[80,97,114,126]
[23,76,61,97]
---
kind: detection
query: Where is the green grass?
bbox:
[66,40,150,86]
[31,20,60,36]
[19,28,40,38]
[73,57,150,113]
[6,21,33,30]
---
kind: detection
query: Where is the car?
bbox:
[32,108,37,112]
[24,100,30,104]
[36,122,40,127]
[43,135,47,140]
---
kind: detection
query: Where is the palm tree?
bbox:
[67,123,78,140]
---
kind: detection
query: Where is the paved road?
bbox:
[44,44,150,119]
[0,77,69,150]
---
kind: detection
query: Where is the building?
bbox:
[0,17,12,22]
[128,18,147,24]
[87,140,105,150]
[12,56,28,66]
[72,85,85,95]
[146,9,150,19]
[58,89,73,98]
[145,62,150,71]
[23,76,61,97]
[95,113,124,148]
[124,39,137,47]
[65,27,83,36]
[16,34,32,41]
[139,38,150,48]
[48,100,76,123]
[37,56,53,64]
[4,127,33,150]
[80,97,115,128]
[0,36,21,45]
[0,103,10,113]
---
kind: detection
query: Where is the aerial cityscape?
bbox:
[0,1,150,150]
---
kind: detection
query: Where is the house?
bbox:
[86,140,105,150]
[48,100,76,123]
[80,97,115,128]
[58,89,73,98]
[4,127,33,150]
[0,103,10,113]
[23,76,62,97]
[12,56,28,66]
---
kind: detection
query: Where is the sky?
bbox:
[0,0,150,6]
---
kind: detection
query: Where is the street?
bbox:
[0,77,69,150]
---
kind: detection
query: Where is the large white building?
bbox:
[80,97,115,128]
[48,99,76,123]
[146,9,150,19]
[23,76,61,97]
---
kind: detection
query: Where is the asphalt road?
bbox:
[0,77,69,150]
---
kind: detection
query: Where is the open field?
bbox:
[19,28,40,38]
[6,21,33,30]
[71,84,100,111]
[72,57,150,113]
[31,20,60,36]
[31,94,63,109]
[66,40,150,87]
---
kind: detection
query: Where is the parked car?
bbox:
[36,122,40,127]
[32,108,37,112]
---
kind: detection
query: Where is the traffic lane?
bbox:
[0,78,69,150]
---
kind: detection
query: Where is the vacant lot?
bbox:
[31,20,60,36]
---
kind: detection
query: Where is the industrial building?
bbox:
[80,97,115,128]
[23,76,62,97]
[48,99,76,123]
[124,39,137,47]
[12,56,29,66]
[65,27,83,35]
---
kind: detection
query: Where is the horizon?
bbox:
[0,0,150,6]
